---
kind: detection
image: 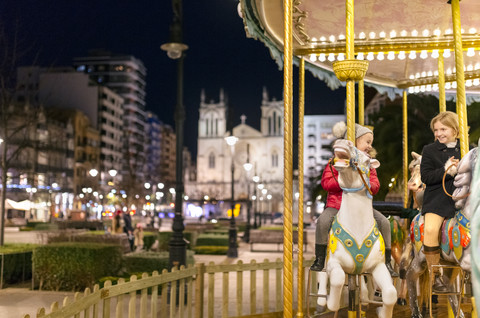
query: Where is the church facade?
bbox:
[185,88,284,221]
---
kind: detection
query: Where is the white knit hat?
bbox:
[332,122,373,139]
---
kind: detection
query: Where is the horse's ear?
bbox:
[411,151,421,160]
[370,159,380,169]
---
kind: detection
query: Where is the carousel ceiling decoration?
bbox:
[239,0,480,100]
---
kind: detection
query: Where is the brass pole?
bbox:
[358,80,364,125]
[297,58,305,317]
[451,0,469,156]
[282,0,294,316]
[438,52,446,113]
[346,0,356,142]
[403,91,408,209]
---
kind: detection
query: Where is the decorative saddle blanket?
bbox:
[328,216,384,274]
[410,210,470,259]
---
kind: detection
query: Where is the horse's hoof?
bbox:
[397,298,407,306]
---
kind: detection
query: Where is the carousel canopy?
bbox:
[240,0,480,100]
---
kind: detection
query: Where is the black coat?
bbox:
[420,139,461,218]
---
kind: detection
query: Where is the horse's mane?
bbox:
[453,147,478,210]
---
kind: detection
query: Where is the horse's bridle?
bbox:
[443,163,470,200]
[330,148,374,197]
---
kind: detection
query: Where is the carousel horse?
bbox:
[316,139,397,318]
[401,146,478,318]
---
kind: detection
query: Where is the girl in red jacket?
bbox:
[310,123,397,277]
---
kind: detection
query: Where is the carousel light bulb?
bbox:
[408,87,415,94]
[421,71,427,77]
[400,30,408,37]
[390,30,397,38]
[445,28,453,35]
[415,72,421,79]
[328,53,335,61]
[431,50,439,58]
[359,32,366,39]
[467,64,474,71]
[434,70,439,76]
[461,28,465,34]
[311,37,318,42]
[398,51,406,60]
[420,50,428,59]
[329,35,336,42]
[309,54,317,62]
[467,48,475,57]
[411,30,418,37]
[426,85,432,92]
[337,53,345,61]
[466,80,473,87]
[377,52,384,60]
[474,79,480,86]
[452,82,457,88]
[446,68,453,75]
[469,28,477,34]
[422,29,429,37]
[433,84,439,91]
[369,32,376,39]
[409,51,417,59]
[366,52,374,61]
[475,63,480,70]
[318,53,326,62]
[356,52,365,60]
[320,36,327,42]
[420,86,426,92]
[387,52,395,60]
[379,31,386,38]
[409,74,415,80]
[414,86,420,93]
[433,29,441,37]
[443,49,451,58]
[427,71,433,77]
[338,34,345,40]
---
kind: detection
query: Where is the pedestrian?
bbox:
[420,111,460,292]
[310,122,398,277]
[123,211,135,251]
[112,210,123,234]
[134,224,144,251]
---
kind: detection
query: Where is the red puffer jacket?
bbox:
[321,161,380,210]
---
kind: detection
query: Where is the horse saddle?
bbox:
[410,211,470,259]
[328,216,384,274]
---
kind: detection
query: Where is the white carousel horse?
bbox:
[401,146,478,318]
[316,139,397,318]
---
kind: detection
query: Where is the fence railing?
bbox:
[23,258,315,318]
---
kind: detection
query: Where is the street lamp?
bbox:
[162,0,188,268]
[225,135,238,258]
[252,174,259,228]
[243,144,253,243]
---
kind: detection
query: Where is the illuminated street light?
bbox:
[225,134,238,258]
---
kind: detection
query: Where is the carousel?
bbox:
[238,0,480,317]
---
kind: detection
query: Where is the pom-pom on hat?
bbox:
[332,121,373,139]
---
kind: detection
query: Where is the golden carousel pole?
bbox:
[345,0,356,142]
[450,0,469,156]
[358,80,365,125]
[297,57,305,317]
[282,0,294,316]
[438,51,447,113]
[402,91,408,209]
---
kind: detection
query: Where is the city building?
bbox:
[186,87,284,220]
[73,51,147,181]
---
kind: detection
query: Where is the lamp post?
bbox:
[243,144,253,243]
[252,173,259,228]
[162,0,188,268]
[225,135,238,258]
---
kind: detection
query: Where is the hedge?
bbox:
[0,244,37,286]
[123,250,195,274]
[157,231,194,251]
[195,233,229,247]
[193,246,228,255]
[33,242,123,291]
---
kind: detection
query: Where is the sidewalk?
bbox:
[2,223,316,318]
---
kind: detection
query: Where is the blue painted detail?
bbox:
[331,216,380,274]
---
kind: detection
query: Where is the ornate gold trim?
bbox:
[333,60,369,81]
[292,0,309,44]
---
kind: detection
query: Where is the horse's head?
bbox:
[332,139,380,196]
[407,151,423,193]
[453,147,478,211]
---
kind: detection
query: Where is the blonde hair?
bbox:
[430,111,459,138]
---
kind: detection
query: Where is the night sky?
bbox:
[1,0,347,155]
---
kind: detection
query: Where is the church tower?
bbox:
[198,88,227,138]
[260,87,283,136]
